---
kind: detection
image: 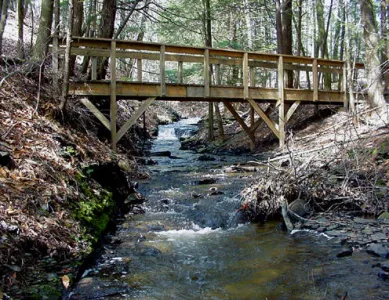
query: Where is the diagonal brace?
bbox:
[116,97,156,143]
[286,101,301,122]
[80,98,111,130]
[247,98,280,139]
[223,101,255,150]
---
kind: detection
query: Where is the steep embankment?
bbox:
[0,73,180,298]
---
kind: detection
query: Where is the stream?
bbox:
[71,118,389,299]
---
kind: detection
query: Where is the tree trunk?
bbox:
[16,0,24,59]
[69,0,83,76]
[96,0,116,79]
[32,0,54,61]
[59,0,73,110]
[282,0,293,88]
[276,0,283,54]
[360,0,387,110]
[202,0,214,141]
[0,0,9,56]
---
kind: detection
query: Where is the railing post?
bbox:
[243,52,249,99]
[204,49,210,97]
[249,65,255,126]
[137,59,142,82]
[178,61,183,83]
[160,45,166,96]
[91,57,97,80]
[110,41,117,152]
[313,59,318,102]
[278,56,285,149]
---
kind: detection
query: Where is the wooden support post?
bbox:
[214,102,224,140]
[137,59,142,82]
[313,59,318,102]
[116,97,156,143]
[243,52,249,99]
[342,62,348,109]
[223,101,255,151]
[278,56,285,149]
[52,36,59,91]
[110,41,117,152]
[249,65,255,128]
[204,49,213,140]
[204,49,210,97]
[178,61,183,83]
[80,98,110,130]
[214,64,223,139]
[160,45,166,96]
[91,57,97,80]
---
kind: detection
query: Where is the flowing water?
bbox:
[71,119,389,300]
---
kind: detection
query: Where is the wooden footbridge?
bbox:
[54,37,364,151]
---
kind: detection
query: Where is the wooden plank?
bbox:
[178,61,183,83]
[160,45,166,96]
[313,59,318,102]
[243,52,249,99]
[110,41,117,151]
[80,98,110,130]
[223,101,255,150]
[247,98,280,138]
[70,48,343,74]
[68,81,345,104]
[285,101,301,122]
[63,36,360,69]
[204,49,210,97]
[137,59,142,82]
[91,57,97,80]
[278,56,285,148]
[116,97,156,143]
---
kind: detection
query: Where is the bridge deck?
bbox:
[70,81,345,105]
[53,36,364,151]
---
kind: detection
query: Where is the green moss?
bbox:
[71,171,114,242]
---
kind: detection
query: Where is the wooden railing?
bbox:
[54,36,364,104]
[52,37,364,151]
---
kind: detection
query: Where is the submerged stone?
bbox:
[367,243,389,258]
[337,247,353,258]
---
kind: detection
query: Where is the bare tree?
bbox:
[0,0,9,55]
[360,0,387,110]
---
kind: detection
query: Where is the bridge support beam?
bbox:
[116,97,156,144]
[223,101,255,151]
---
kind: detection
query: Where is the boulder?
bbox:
[367,243,389,258]
[337,247,353,258]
